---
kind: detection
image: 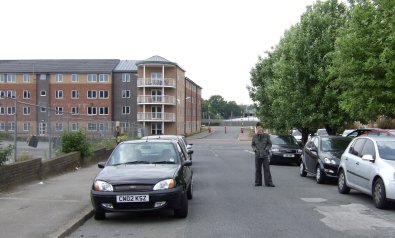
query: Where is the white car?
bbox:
[338,136,395,209]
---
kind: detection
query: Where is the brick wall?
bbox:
[0,148,113,191]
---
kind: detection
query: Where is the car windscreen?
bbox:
[107,142,180,165]
[377,141,395,161]
[320,137,352,152]
[271,136,298,145]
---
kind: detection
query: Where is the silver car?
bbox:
[338,136,395,209]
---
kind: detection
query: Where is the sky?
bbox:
[0,0,318,105]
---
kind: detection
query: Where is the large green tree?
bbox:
[331,0,395,123]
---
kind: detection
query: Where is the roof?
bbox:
[0,59,120,73]
[136,55,185,71]
[114,60,138,72]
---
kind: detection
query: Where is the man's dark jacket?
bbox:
[251,133,272,158]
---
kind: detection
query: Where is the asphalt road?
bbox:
[68,126,395,238]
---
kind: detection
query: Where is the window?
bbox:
[71,90,79,99]
[87,74,97,82]
[99,74,109,82]
[7,90,16,99]
[40,106,47,112]
[151,72,162,79]
[23,74,30,83]
[55,123,63,131]
[40,74,47,80]
[122,90,130,98]
[0,123,5,131]
[71,123,79,131]
[88,107,97,115]
[99,90,109,99]
[0,91,4,98]
[349,139,366,157]
[71,106,79,115]
[23,106,31,115]
[23,90,31,99]
[6,74,16,83]
[88,122,97,131]
[55,107,63,115]
[122,106,130,114]
[151,123,162,135]
[122,73,131,82]
[120,122,129,131]
[55,74,63,82]
[87,90,97,99]
[7,122,15,131]
[7,106,16,115]
[0,107,5,115]
[99,107,109,115]
[55,90,63,99]
[361,140,375,158]
[71,74,79,82]
[0,75,4,83]
[23,123,30,131]
[40,90,47,96]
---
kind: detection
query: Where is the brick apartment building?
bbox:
[0,55,202,139]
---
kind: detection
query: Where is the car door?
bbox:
[354,139,376,192]
[345,138,366,187]
[305,137,319,173]
[176,142,192,185]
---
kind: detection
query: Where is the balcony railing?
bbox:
[137,112,176,122]
[137,95,176,105]
[137,78,176,88]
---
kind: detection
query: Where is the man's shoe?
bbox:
[266,183,275,187]
[255,183,262,187]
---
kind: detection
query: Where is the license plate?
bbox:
[116,195,149,203]
[283,154,295,157]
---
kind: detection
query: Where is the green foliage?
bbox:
[61,130,92,157]
[202,95,243,119]
[0,143,13,166]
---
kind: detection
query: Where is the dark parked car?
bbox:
[269,135,302,165]
[299,135,352,183]
[91,139,193,220]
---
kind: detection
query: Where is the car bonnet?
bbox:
[95,164,179,184]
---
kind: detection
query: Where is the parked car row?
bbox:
[294,129,395,209]
[90,135,194,220]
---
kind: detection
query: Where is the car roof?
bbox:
[356,136,395,142]
[122,139,177,144]
[141,135,184,139]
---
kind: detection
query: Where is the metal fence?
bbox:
[0,97,144,164]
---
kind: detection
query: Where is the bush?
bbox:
[61,130,92,157]
[0,143,13,166]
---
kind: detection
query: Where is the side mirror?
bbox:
[362,154,374,162]
[188,150,194,155]
[183,160,192,166]
[98,162,106,169]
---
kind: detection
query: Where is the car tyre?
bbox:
[338,169,350,194]
[299,161,307,177]
[187,180,193,200]
[316,166,325,184]
[174,193,188,218]
[373,178,388,209]
[94,211,105,220]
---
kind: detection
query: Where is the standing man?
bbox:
[251,122,275,187]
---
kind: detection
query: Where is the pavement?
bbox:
[0,129,250,238]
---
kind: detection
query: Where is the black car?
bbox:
[269,135,302,165]
[299,135,352,183]
[91,139,193,220]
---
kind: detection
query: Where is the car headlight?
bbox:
[94,180,113,191]
[323,158,336,165]
[297,149,302,153]
[153,179,175,190]
[271,148,279,152]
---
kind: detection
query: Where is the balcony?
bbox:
[137,95,176,105]
[137,78,176,88]
[137,112,176,122]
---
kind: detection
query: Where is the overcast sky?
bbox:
[0,0,317,105]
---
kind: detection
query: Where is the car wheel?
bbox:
[373,178,388,209]
[174,193,188,218]
[299,161,307,177]
[338,169,350,194]
[187,180,193,200]
[94,211,105,220]
[316,166,325,184]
